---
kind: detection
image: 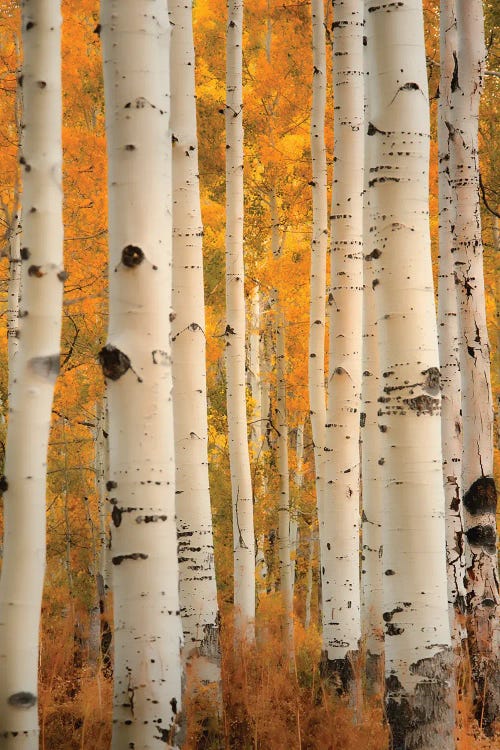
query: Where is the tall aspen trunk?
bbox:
[7,213,22,405]
[275,305,294,657]
[225,0,255,641]
[95,398,112,670]
[100,2,183,746]
[322,0,364,695]
[0,1,64,746]
[361,12,383,692]
[450,0,500,729]
[308,0,328,541]
[170,0,220,689]
[367,1,454,746]
[437,0,466,649]
[249,286,262,451]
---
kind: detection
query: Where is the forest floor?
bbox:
[39,599,499,749]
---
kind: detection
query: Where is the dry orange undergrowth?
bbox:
[38,601,499,749]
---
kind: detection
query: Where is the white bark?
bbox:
[322,0,364,692]
[367,1,453,746]
[7,214,22,406]
[451,0,500,729]
[361,7,383,689]
[95,398,112,670]
[275,305,294,657]
[308,0,328,532]
[0,0,64,745]
[100,1,183,746]
[225,0,255,641]
[248,286,262,450]
[437,0,466,648]
[170,0,220,689]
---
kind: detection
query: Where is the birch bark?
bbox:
[170,0,220,689]
[322,0,364,694]
[361,7,383,691]
[437,0,466,648]
[0,1,64,746]
[451,0,500,729]
[100,1,183,746]
[308,0,328,542]
[366,1,454,746]
[225,0,255,641]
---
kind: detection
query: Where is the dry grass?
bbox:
[38,602,499,749]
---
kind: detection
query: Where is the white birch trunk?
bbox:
[95,398,112,670]
[367,1,454,746]
[322,0,364,694]
[275,306,294,657]
[437,0,466,649]
[291,421,305,586]
[361,12,383,690]
[0,1,64,745]
[249,286,262,449]
[100,1,183,746]
[308,0,328,536]
[451,0,500,728]
[225,0,255,641]
[7,214,22,406]
[170,0,220,689]
[304,529,316,630]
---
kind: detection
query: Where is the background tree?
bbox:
[0,0,65,745]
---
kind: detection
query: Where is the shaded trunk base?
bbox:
[386,648,454,750]
[320,651,357,698]
[365,650,383,698]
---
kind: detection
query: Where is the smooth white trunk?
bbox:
[451,0,500,728]
[170,0,220,689]
[100,1,183,746]
[225,0,255,641]
[437,0,466,648]
[308,0,328,533]
[361,10,383,689]
[322,0,364,692]
[367,2,453,746]
[0,1,64,745]
[275,306,294,657]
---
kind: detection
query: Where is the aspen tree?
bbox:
[267,189,294,655]
[361,6,383,692]
[308,0,328,533]
[276,303,294,657]
[366,1,454,746]
[225,0,255,641]
[170,0,220,688]
[100,1,183,746]
[437,0,466,648]
[0,1,64,746]
[451,0,500,728]
[322,0,364,693]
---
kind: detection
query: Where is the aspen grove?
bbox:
[0,0,499,749]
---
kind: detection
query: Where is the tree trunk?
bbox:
[308,0,328,553]
[361,13,383,692]
[100,1,183,746]
[225,0,255,642]
[322,0,364,696]
[0,1,64,745]
[366,1,454,746]
[437,0,466,649]
[170,0,220,691]
[451,0,500,730]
